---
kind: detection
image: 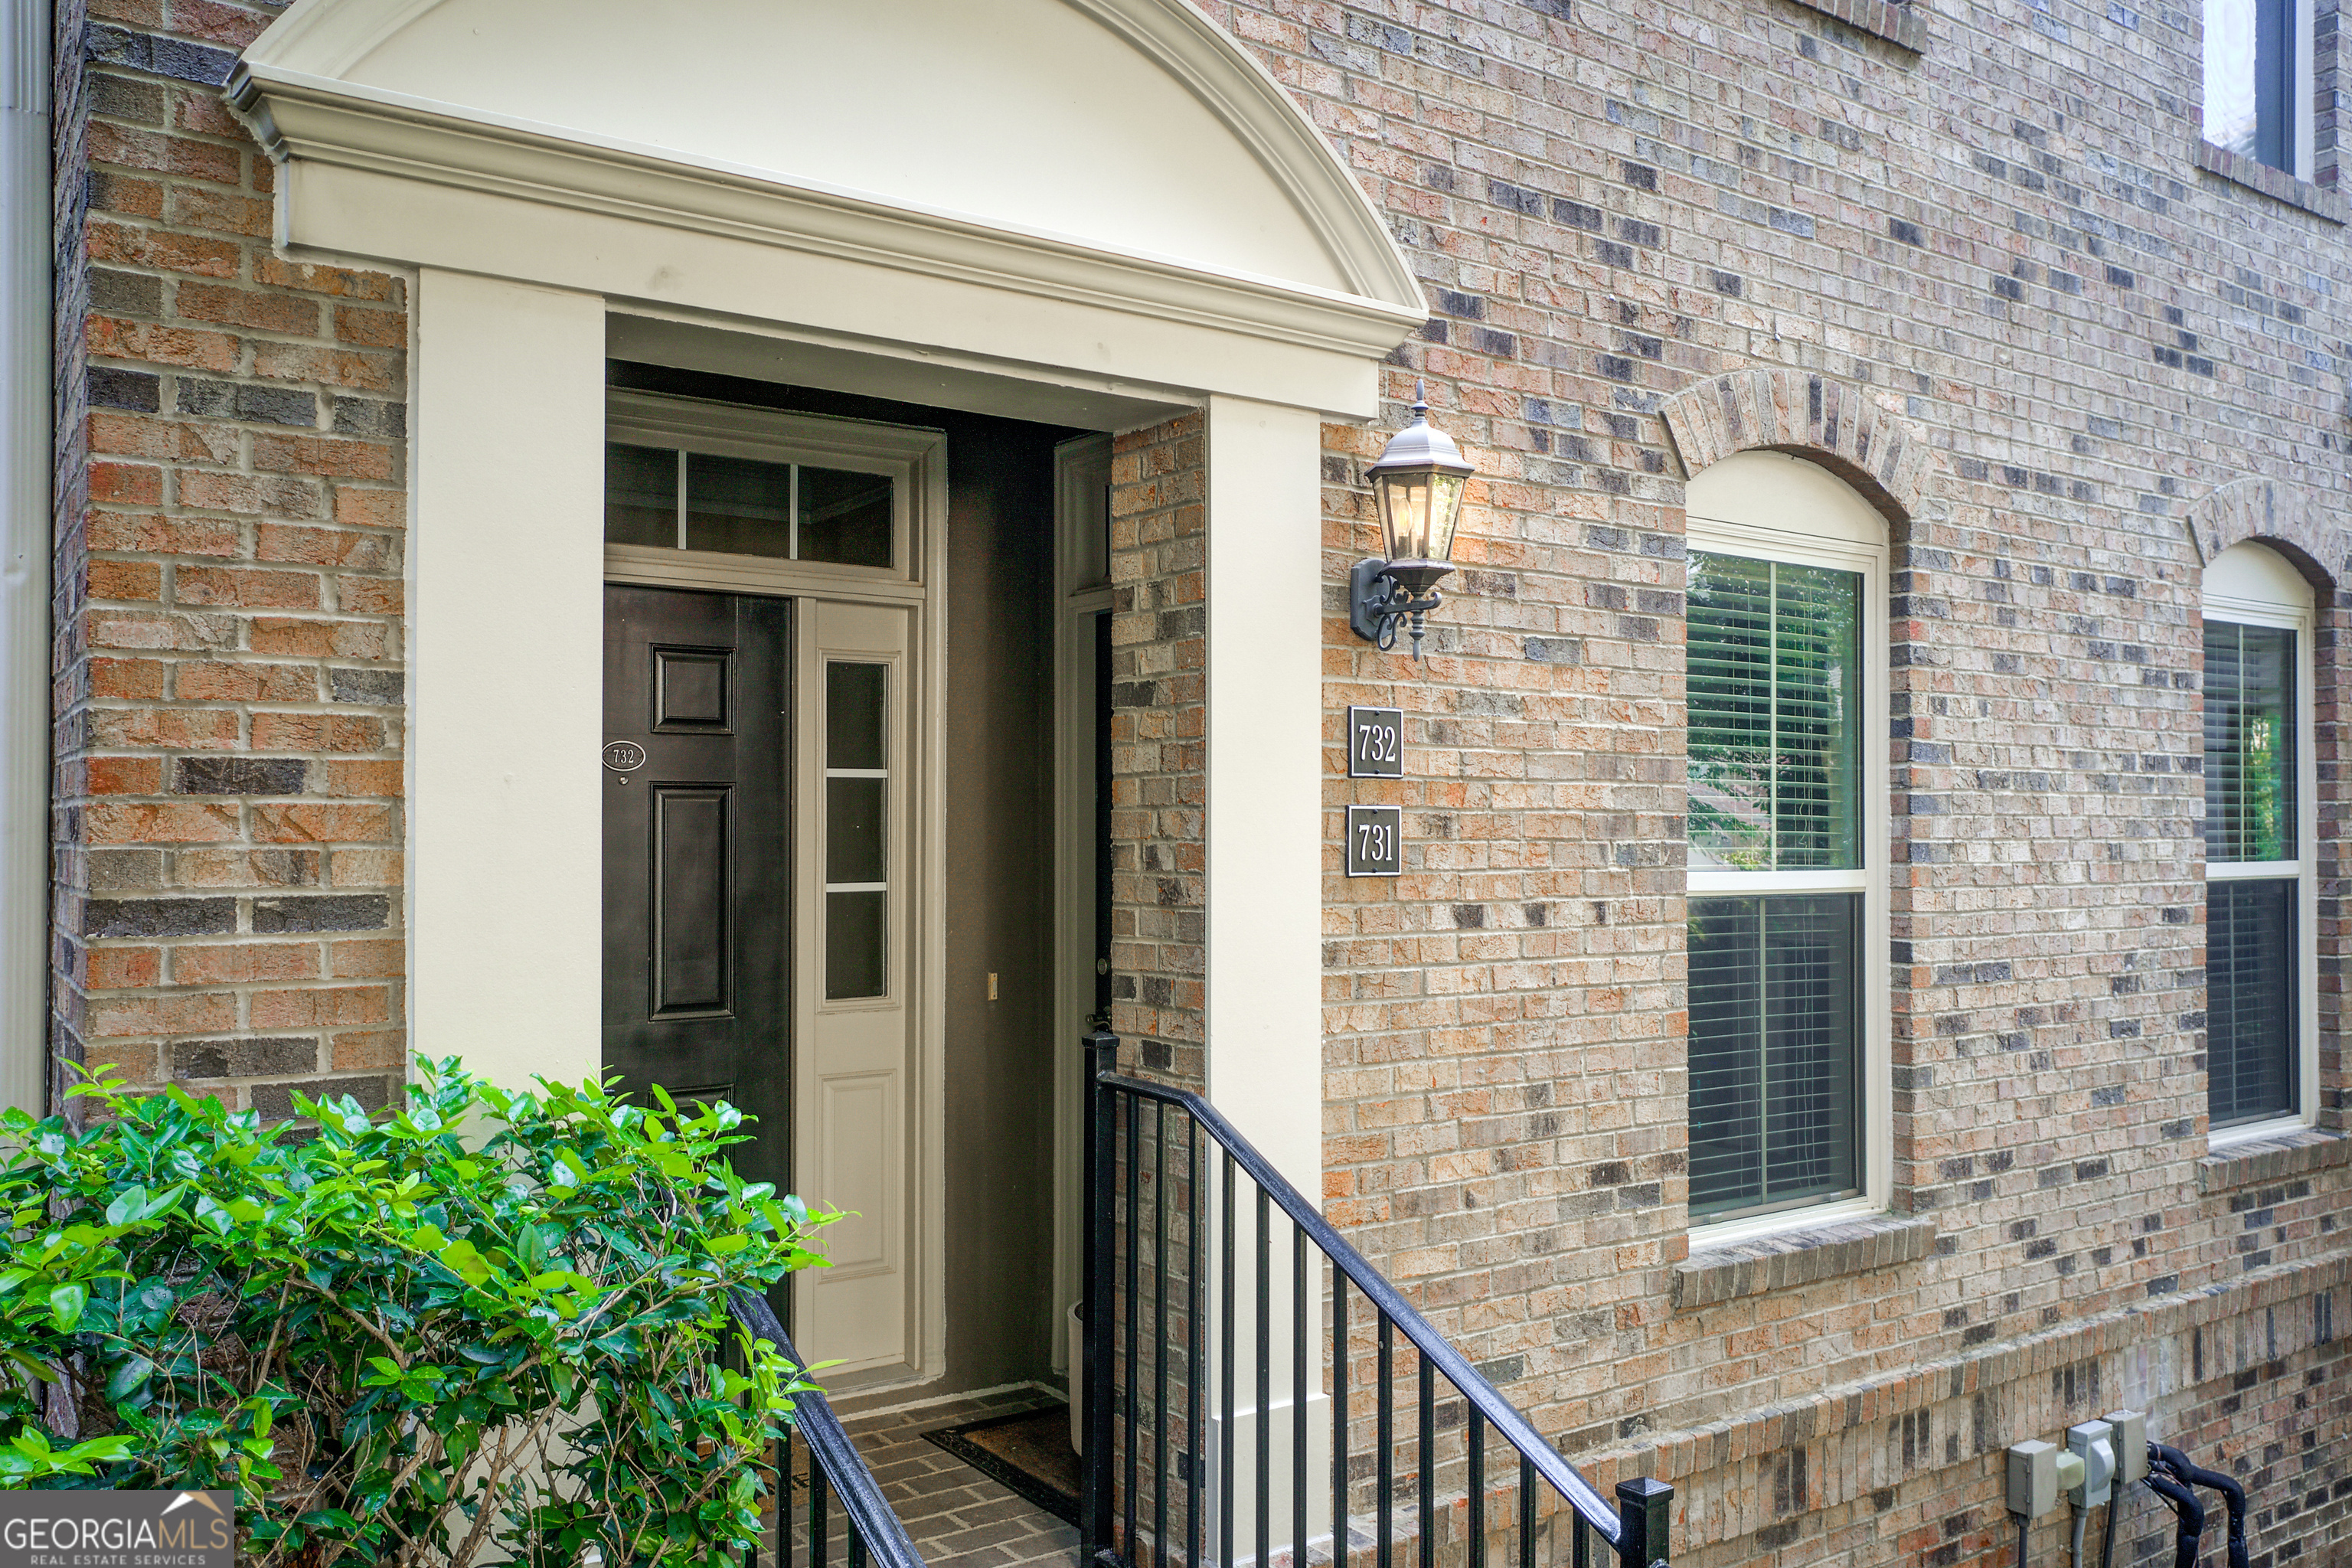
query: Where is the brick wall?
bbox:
[50,0,410,1119]
[1190,0,2352,1560]
[1109,412,1209,1089]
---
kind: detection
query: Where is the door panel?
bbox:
[795,598,919,1380]
[817,1073,894,1270]
[653,786,729,1014]
[603,586,791,1204]
[655,650,733,731]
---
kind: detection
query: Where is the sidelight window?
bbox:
[2202,542,2315,1137]
[825,660,890,1000]
[605,443,895,569]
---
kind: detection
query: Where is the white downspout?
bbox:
[0,0,47,1115]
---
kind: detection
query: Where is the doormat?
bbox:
[920,1403,1080,1525]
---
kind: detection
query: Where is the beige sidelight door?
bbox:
[792,599,921,1378]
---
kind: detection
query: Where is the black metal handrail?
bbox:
[1081,1028,1670,1568]
[728,1288,928,1568]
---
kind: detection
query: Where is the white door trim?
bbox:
[1050,433,1114,1377]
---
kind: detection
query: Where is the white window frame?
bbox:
[1685,451,1892,1248]
[604,388,935,602]
[2297,0,2318,182]
[2203,543,2319,1148]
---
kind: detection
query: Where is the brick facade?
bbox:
[51,0,410,1119]
[1109,412,1210,1089]
[1207,0,2352,1560]
[42,0,2352,1563]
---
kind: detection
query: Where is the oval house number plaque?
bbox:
[603,741,646,773]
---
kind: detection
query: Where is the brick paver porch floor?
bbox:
[776,1388,1079,1568]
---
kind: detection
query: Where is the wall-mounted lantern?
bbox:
[1350,384,1473,661]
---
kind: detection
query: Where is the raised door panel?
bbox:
[653,786,729,1016]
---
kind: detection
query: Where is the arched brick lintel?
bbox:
[2186,476,2349,596]
[1660,369,1939,525]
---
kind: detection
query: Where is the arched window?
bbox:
[1684,452,1890,1236]
[2203,541,2317,1138]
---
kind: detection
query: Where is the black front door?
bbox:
[602,585,792,1198]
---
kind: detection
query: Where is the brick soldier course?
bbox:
[46,0,2352,1565]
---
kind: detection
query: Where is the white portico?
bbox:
[226,0,1422,1399]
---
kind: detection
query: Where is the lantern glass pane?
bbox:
[1423,471,1466,563]
[1374,471,1426,561]
[1375,467,1468,564]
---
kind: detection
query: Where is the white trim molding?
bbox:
[0,0,45,1116]
[224,0,1425,419]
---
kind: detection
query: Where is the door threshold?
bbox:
[825,1375,1065,1423]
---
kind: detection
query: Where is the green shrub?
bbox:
[0,1057,831,1567]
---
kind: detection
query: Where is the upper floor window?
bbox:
[2202,541,2316,1138]
[2204,0,2313,178]
[1685,452,1890,1237]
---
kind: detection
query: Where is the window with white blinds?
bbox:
[1687,549,1867,1222]
[2201,545,2314,1147]
[2203,621,2296,863]
[2207,876,2296,1125]
[2202,544,2313,1136]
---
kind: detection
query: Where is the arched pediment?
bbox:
[229,0,1426,371]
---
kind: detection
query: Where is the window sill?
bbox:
[2194,141,2347,224]
[1672,1212,1936,1309]
[2197,1125,2350,1195]
[1782,0,1926,51]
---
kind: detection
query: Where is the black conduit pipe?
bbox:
[2144,1471,2204,1568]
[2151,1443,2250,1568]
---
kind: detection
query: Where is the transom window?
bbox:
[2202,541,2316,1137]
[1684,452,1890,1236]
[606,444,895,568]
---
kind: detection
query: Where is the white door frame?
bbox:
[594,394,952,1390]
[1050,433,1114,1377]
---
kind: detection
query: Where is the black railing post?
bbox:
[1613,1477,1672,1568]
[1081,1027,1121,1565]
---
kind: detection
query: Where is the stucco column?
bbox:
[0,0,46,1116]
[1204,395,1324,1197]
[408,270,604,1093]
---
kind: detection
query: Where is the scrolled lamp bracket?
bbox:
[1351,383,1473,662]
[1350,557,1450,656]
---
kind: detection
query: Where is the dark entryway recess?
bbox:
[602,584,794,1206]
[609,358,1081,1402]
